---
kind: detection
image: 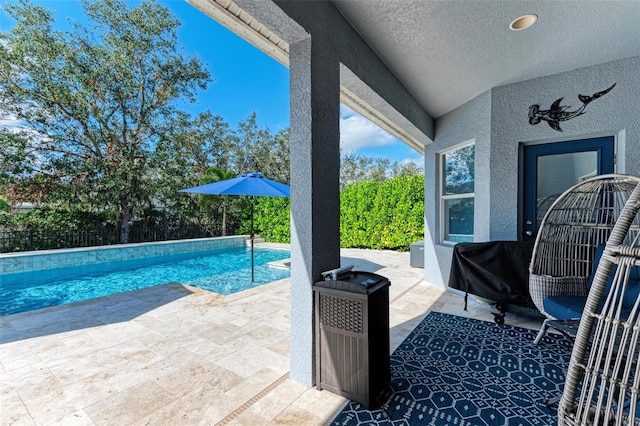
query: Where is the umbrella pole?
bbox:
[251,197,254,282]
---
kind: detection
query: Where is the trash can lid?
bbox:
[314,271,390,294]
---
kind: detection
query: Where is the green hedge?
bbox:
[340,174,424,250]
[252,197,291,243]
[254,174,424,251]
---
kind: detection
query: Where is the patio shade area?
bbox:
[1,247,543,425]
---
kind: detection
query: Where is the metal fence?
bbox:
[0,222,214,253]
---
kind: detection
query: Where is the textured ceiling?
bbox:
[332,0,640,118]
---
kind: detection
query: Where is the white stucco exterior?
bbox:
[424,55,640,287]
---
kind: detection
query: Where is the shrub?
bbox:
[340,175,424,251]
[253,197,291,243]
[253,174,424,251]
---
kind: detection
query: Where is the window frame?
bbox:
[440,141,475,244]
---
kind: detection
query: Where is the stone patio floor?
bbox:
[1,246,544,425]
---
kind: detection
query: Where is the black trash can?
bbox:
[314,267,391,409]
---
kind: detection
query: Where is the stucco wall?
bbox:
[490,55,640,240]
[424,91,491,287]
[268,0,434,386]
[425,55,640,288]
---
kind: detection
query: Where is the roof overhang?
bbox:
[187,0,428,153]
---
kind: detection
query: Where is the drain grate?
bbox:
[215,373,289,425]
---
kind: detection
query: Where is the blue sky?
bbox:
[0,0,423,165]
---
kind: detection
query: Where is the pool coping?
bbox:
[1,236,252,274]
[0,275,294,322]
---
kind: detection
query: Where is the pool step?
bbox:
[267,258,291,270]
[246,237,265,246]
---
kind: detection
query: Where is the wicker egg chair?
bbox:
[558,179,640,426]
[529,174,640,344]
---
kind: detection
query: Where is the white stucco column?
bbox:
[289,35,341,386]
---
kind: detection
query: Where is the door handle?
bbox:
[525,231,533,236]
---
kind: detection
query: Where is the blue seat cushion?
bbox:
[623,281,640,309]
[544,296,587,319]
[544,294,635,320]
[545,245,640,319]
[588,244,640,311]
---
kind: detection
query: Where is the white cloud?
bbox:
[0,114,38,138]
[339,104,396,153]
[0,111,51,152]
[0,111,22,129]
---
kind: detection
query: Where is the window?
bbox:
[441,143,475,243]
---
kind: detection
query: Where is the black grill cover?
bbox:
[448,241,535,308]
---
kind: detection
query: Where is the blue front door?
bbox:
[522,136,615,241]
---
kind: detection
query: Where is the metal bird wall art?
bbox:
[528,83,616,132]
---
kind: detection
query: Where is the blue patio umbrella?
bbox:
[179,172,290,282]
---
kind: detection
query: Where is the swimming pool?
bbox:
[0,246,290,316]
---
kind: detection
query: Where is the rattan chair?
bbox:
[558,180,640,426]
[529,174,640,344]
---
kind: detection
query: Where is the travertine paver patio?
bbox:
[0,247,542,425]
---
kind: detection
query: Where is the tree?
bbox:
[199,166,236,236]
[340,151,423,189]
[0,197,9,213]
[443,145,474,194]
[0,0,210,241]
[390,160,424,178]
[163,112,290,237]
[231,112,290,184]
[153,110,236,222]
[340,152,389,189]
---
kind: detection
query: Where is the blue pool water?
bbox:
[0,247,290,316]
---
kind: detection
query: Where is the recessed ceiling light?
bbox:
[510,14,538,31]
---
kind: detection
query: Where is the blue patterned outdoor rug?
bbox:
[330,312,573,426]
